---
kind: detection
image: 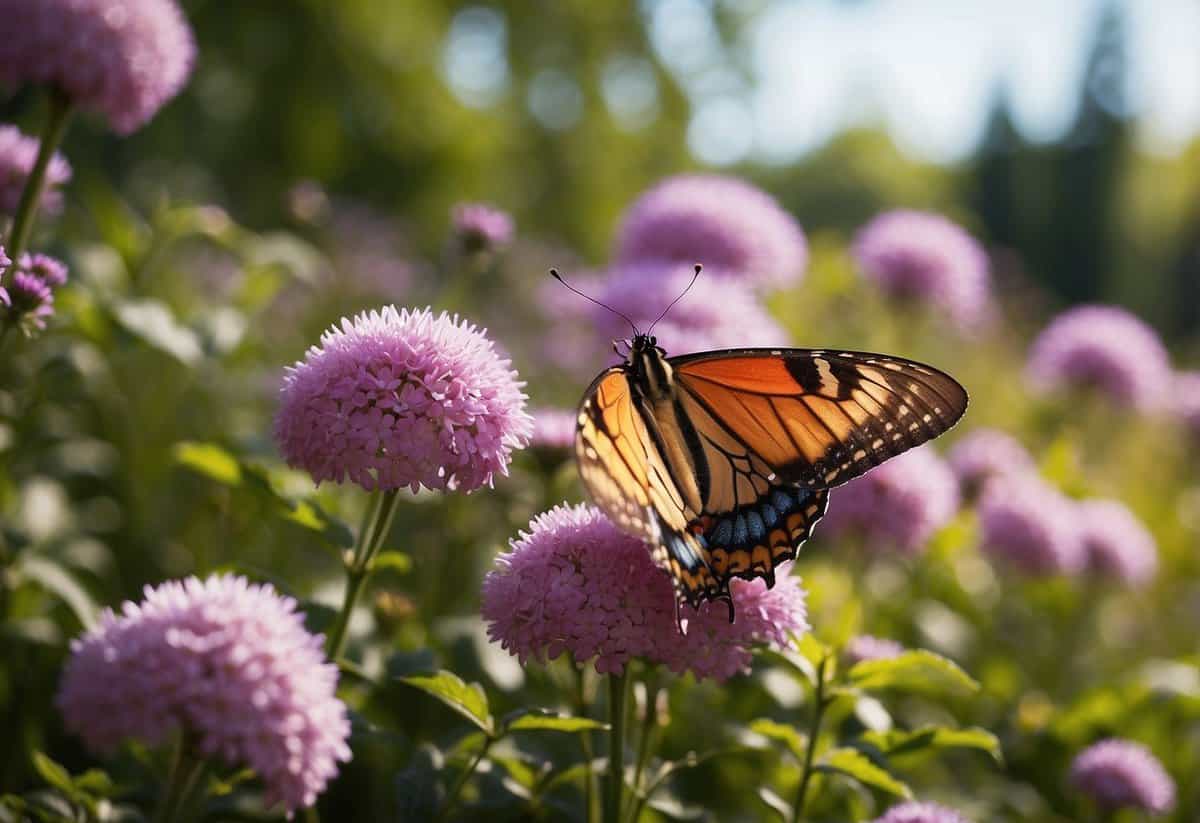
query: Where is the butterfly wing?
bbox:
[670,348,969,489]
[575,367,729,608]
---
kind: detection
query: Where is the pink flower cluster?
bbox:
[2,252,68,332]
[977,474,1083,576]
[1026,305,1171,410]
[590,261,789,356]
[871,801,971,823]
[57,575,351,816]
[451,202,513,253]
[853,210,991,329]
[614,174,808,290]
[275,306,532,493]
[481,504,808,681]
[820,447,959,554]
[529,407,576,451]
[1070,738,1175,814]
[0,124,72,214]
[0,0,195,134]
[947,428,1034,497]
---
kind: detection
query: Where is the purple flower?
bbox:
[590,261,789,355]
[845,634,904,665]
[1170,370,1200,436]
[529,407,576,451]
[871,801,972,823]
[1070,739,1175,814]
[853,210,991,328]
[1076,499,1157,586]
[451,202,513,253]
[614,174,808,289]
[481,503,808,681]
[1026,305,1171,410]
[0,0,196,134]
[3,252,68,333]
[57,575,352,816]
[275,306,532,493]
[947,428,1035,497]
[820,447,959,553]
[977,474,1083,576]
[0,124,72,214]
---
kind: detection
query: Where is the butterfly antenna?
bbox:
[647,264,702,335]
[549,268,639,336]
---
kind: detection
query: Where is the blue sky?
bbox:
[650,0,1200,165]
[442,0,1200,167]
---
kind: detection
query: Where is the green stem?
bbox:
[153,741,207,823]
[625,674,660,822]
[604,672,628,823]
[4,89,72,264]
[438,739,492,822]
[792,657,829,823]
[325,488,402,661]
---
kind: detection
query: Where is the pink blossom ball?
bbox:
[481,503,808,681]
[0,0,196,134]
[57,575,351,816]
[275,306,533,493]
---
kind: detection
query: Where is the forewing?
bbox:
[672,348,968,489]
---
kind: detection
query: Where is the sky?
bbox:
[442,0,1200,167]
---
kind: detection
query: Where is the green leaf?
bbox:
[173,442,242,485]
[504,711,608,734]
[860,726,1002,764]
[112,299,203,365]
[30,753,74,796]
[748,718,807,761]
[284,499,355,546]
[17,558,98,629]
[816,748,912,798]
[399,671,494,736]
[848,650,979,698]
[71,769,115,796]
[370,551,413,575]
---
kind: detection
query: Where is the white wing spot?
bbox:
[853,449,866,460]
[922,414,933,423]
[871,438,884,449]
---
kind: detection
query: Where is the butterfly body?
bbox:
[575,334,967,619]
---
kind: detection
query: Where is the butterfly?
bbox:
[564,272,969,622]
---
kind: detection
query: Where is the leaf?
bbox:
[173,442,242,485]
[859,726,1003,764]
[748,718,807,761]
[284,499,355,547]
[370,551,413,575]
[30,753,74,796]
[756,787,792,821]
[848,650,979,698]
[112,299,203,365]
[816,748,912,798]
[17,557,97,629]
[504,711,608,734]
[71,769,115,797]
[399,671,494,736]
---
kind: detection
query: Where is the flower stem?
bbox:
[792,657,829,823]
[604,671,628,823]
[5,89,72,264]
[624,673,660,822]
[438,738,492,822]
[153,740,207,823]
[325,487,402,661]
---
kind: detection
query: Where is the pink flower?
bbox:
[1076,499,1157,586]
[853,210,991,329]
[872,801,972,823]
[3,252,67,333]
[529,407,576,451]
[1070,739,1175,814]
[978,473,1083,576]
[57,575,351,816]
[614,174,808,289]
[481,504,808,681]
[589,261,789,355]
[0,124,72,214]
[947,428,1034,497]
[845,634,904,665]
[451,202,513,253]
[275,306,532,493]
[820,447,959,553]
[1026,305,1170,410]
[0,0,196,134]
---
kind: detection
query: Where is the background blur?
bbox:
[15,0,1199,341]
